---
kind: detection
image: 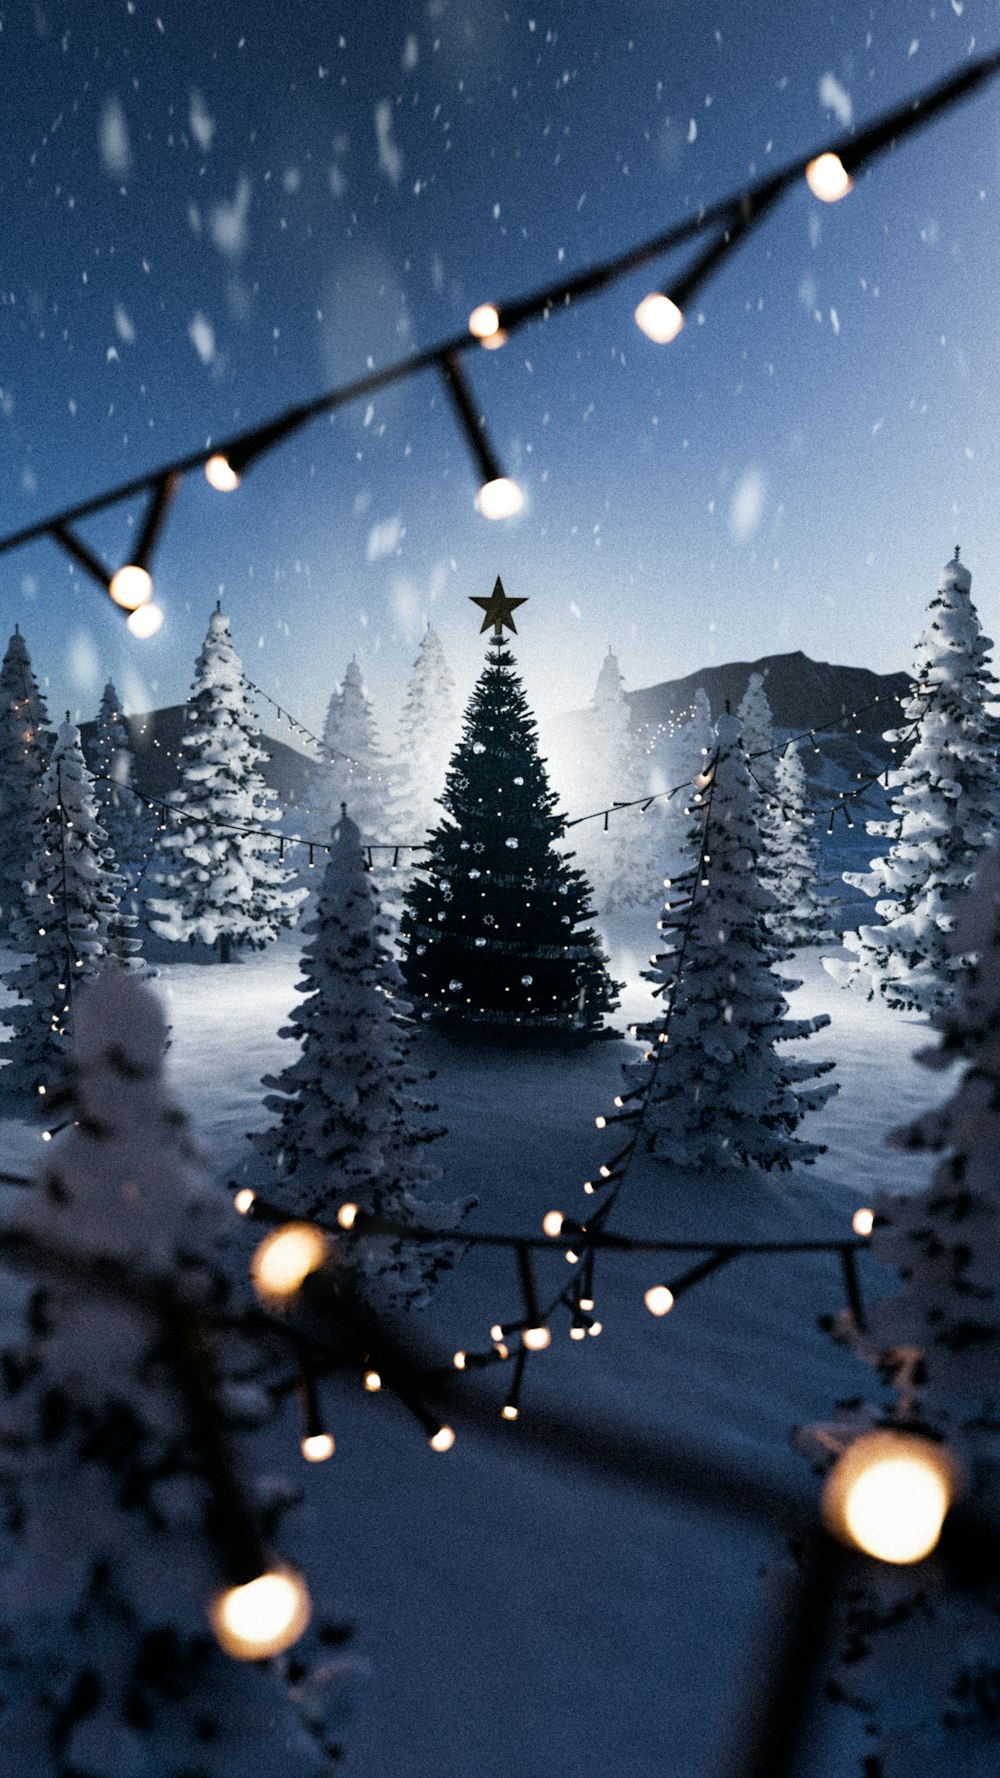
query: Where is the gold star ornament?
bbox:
[470,576,528,638]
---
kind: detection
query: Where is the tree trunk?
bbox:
[219,932,231,964]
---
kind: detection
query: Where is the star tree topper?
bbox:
[470,575,527,639]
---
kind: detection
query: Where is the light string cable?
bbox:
[2,52,998,613]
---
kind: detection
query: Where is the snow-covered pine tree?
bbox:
[624,712,837,1169]
[147,606,305,961]
[254,812,475,1308]
[828,549,999,1015]
[0,720,138,1100]
[566,648,661,912]
[0,969,358,1776]
[761,741,837,948]
[399,635,620,1042]
[736,670,791,919]
[86,679,156,901]
[390,626,458,844]
[0,625,52,937]
[811,845,1000,1775]
[297,660,388,861]
[654,686,714,882]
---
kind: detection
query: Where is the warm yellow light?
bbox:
[501,1404,519,1421]
[109,564,154,610]
[234,1188,256,1215]
[363,1369,382,1393]
[337,1201,359,1230]
[821,1430,959,1565]
[588,1320,603,1337]
[301,1432,335,1463]
[468,302,504,344]
[634,292,685,344]
[209,1567,311,1660]
[644,1284,675,1317]
[564,1248,579,1265]
[205,453,241,491]
[542,1210,565,1237]
[852,1207,875,1237]
[594,1115,607,1130]
[250,1222,328,1304]
[490,1323,504,1343]
[579,1296,594,1312]
[522,1325,551,1352]
[475,476,524,520]
[126,602,164,638]
[453,1350,467,1370]
[805,152,853,202]
[429,1425,456,1452]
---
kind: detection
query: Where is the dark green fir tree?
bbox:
[399,579,620,1043]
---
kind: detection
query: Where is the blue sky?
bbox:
[2,0,999,734]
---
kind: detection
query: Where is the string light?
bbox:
[821,1428,961,1565]
[805,152,853,202]
[126,602,165,639]
[205,453,241,492]
[852,1207,875,1237]
[109,564,154,611]
[468,302,507,348]
[250,1223,329,1306]
[208,1566,312,1661]
[633,292,685,344]
[234,1188,256,1214]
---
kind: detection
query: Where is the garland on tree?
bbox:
[0,970,360,1775]
[147,606,305,960]
[0,625,52,938]
[627,713,837,1170]
[254,812,475,1309]
[828,550,1000,1014]
[399,622,620,1043]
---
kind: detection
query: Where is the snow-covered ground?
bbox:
[0,913,950,1777]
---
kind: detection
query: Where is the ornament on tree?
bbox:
[255,810,475,1309]
[0,970,362,1774]
[828,549,1000,1013]
[400,583,621,1042]
[627,713,837,1169]
[0,625,53,938]
[147,606,305,961]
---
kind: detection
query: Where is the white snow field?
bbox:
[0,916,949,1777]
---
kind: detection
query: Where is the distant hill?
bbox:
[79,705,314,805]
[625,650,911,744]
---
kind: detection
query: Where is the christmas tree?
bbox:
[297,660,388,859]
[255,812,475,1308]
[0,720,136,1100]
[625,713,836,1169]
[399,580,620,1042]
[760,742,837,948]
[0,625,52,937]
[147,606,305,961]
[0,970,358,1775]
[86,679,156,903]
[828,549,999,1014]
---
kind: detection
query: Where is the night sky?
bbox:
[2,0,999,736]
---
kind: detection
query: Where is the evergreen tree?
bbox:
[0,625,52,937]
[811,847,1000,1775]
[736,670,789,917]
[828,549,999,1014]
[625,713,836,1169]
[297,660,388,860]
[0,721,136,1100]
[761,742,837,948]
[255,813,475,1308]
[654,687,714,882]
[567,648,661,912]
[86,679,156,900]
[0,970,357,1775]
[390,626,458,844]
[399,637,620,1042]
[147,606,305,961]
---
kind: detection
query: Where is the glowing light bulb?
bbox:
[250,1223,328,1305]
[852,1207,875,1237]
[126,602,164,638]
[542,1210,565,1237]
[594,1115,607,1130]
[468,302,506,347]
[587,1320,603,1337]
[570,1324,586,1341]
[301,1432,334,1462]
[453,1351,467,1371]
[634,292,685,344]
[430,1425,456,1453]
[523,1325,551,1352]
[205,453,240,491]
[109,564,153,610]
[209,1567,311,1660]
[234,1188,256,1215]
[475,477,524,520]
[363,1369,382,1393]
[501,1404,519,1420]
[644,1284,675,1317]
[490,1323,505,1343]
[821,1429,959,1565]
[579,1296,595,1312]
[805,152,853,202]
[337,1201,359,1230]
